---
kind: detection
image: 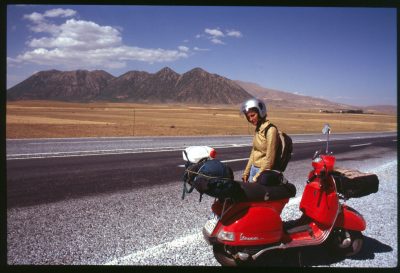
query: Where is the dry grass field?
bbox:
[6,101,397,139]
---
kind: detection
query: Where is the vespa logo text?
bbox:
[240,233,261,241]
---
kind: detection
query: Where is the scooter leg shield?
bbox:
[335,206,366,231]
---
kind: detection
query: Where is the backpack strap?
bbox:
[263,123,277,138]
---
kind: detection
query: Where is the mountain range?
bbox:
[7,67,395,113]
[7,67,251,105]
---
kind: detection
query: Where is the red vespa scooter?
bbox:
[183,124,374,266]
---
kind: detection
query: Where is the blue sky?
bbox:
[7,5,397,106]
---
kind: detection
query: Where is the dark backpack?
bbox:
[182,159,240,201]
[264,123,293,172]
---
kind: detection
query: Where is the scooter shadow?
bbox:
[251,236,393,267]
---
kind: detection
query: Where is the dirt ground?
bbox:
[6,101,397,138]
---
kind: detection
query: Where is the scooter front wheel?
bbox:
[328,229,363,257]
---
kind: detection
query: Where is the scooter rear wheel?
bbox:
[328,229,363,257]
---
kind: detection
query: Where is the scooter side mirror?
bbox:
[322,124,331,135]
[322,124,331,154]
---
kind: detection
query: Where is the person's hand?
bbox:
[242,174,249,183]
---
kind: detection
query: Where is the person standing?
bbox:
[241,98,279,183]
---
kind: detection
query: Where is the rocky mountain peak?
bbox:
[156,67,179,76]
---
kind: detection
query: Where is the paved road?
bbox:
[7,134,396,208]
[6,131,396,159]
[6,133,397,266]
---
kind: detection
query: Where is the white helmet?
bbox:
[241,98,267,118]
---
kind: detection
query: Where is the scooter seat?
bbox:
[237,181,296,202]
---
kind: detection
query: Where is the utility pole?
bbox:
[132,108,135,136]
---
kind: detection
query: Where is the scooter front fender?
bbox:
[335,205,366,231]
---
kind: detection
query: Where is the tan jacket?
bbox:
[243,120,278,182]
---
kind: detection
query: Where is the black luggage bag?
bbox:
[187,161,296,202]
[332,167,379,199]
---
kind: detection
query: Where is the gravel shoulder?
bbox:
[7,146,397,267]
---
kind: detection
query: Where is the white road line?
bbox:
[104,233,202,265]
[221,158,249,163]
[27,139,153,145]
[8,134,395,160]
[7,143,252,160]
[349,143,372,148]
[7,147,186,160]
[11,148,160,156]
[178,157,248,167]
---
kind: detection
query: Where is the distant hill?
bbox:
[7,67,396,113]
[8,67,252,104]
[235,81,397,114]
[235,81,354,110]
[361,105,397,115]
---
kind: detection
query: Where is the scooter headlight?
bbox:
[217,230,235,241]
[313,157,322,163]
